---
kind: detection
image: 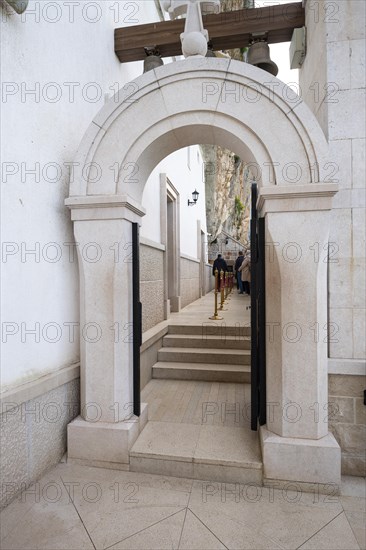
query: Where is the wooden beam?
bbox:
[115,2,304,63]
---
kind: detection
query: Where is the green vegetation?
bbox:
[235,196,244,215]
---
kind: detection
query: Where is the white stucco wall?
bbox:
[0,0,207,388]
[141,146,207,258]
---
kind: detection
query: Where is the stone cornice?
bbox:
[258,183,338,214]
[65,195,146,221]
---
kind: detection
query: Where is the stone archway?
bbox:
[66,58,340,487]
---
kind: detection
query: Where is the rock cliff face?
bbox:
[201,145,251,246]
[202,0,254,249]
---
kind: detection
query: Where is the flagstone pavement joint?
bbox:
[0,460,364,550]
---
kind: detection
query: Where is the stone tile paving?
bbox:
[0,463,364,550]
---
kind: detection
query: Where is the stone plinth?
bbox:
[260,426,341,491]
[67,404,148,467]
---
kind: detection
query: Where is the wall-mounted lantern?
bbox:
[188,189,199,206]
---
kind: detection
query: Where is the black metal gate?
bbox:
[250,183,267,431]
[132,223,142,417]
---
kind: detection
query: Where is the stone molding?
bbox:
[166,177,180,201]
[140,237,166,252]
[181,253,200,263]
[160,173,181,315]
[0,322,168,409]
[141,321,169,352]
[258,183,339,214]
[0,362,80,408]
[328,358,366,376]
[65,194,146,222]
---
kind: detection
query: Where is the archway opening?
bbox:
[66,60,339,488]
[139,141,254,327]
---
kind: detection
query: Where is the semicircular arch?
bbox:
[69,58,328,203]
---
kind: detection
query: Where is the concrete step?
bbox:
[168,324,251,337]
[153,362,251,383]
[158,347,250,366]
[130,421,262,485]
[163,334,251,350]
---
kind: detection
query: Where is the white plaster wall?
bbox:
[141,146,207,259]
[0,0,193,388]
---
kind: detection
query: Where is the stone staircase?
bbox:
[152,324,251,383]
[129,321,263,485]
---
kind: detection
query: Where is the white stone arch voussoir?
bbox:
[68,58,329,204]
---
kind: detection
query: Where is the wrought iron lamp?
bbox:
[188,189,199,206]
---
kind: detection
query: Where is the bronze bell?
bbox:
[5,0,29,13]
[247,41,278,77]
[206,41,216,58]
[143,46,164,73]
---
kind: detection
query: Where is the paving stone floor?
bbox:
[0,462,364,550]
[142,379,251,426]
[168,289,251,328]
[133,380,262,483]
[2,292,364,549]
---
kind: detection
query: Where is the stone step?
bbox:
[168,324,251,337]
[130,421,262,485]
[158,347,251,365]
[163,334,251,350]
[153,362,251,383]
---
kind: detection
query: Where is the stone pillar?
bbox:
[65,196,148,467]
[197,220,204,298]
[258,184,342,489]
[160,174,181,315]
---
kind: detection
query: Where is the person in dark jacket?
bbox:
[212,254,228,289]
[234,251,244,293]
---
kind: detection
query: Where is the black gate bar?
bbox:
[250,184,267,430]
[132,222,142,417]
[250,183,259,431]
[258,217,267,426]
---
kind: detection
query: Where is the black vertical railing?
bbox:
[132,222,142,417]
[250,183,259,431]
[258,217,267,426]
[250,183,267,430]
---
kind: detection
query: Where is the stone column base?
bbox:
[67,403,148,469]
[170,296,181,312]
[260,426,341,493]
[164,299,171,319]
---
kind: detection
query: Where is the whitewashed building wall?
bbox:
[0,0,209,508]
